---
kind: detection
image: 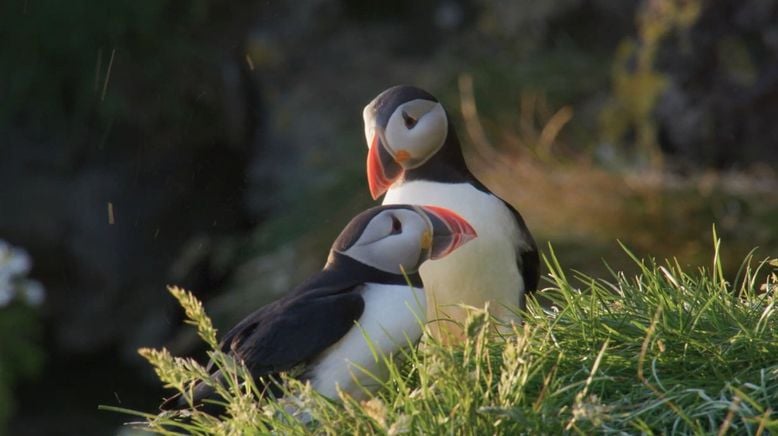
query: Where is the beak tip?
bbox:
[459,219,477,238]
[366,173,386,199]
[421,205,478,259]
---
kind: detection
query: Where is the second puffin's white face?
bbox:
[364,99,448,169]
[338,208,432,275]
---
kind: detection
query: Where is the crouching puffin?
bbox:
[362,85,540,339]
[161,204,476,413]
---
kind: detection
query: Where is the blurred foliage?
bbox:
[716,35,758,86]
[600,0,701,167]
[457,45,610,128]
[0,302,43,432]
[0,0,226,146]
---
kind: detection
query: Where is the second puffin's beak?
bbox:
[367,130,404,199]
[420,205,477,259]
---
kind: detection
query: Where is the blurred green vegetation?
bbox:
[0,241,44,431]
[0,302,42,430]
[599,0,701,167]
[0,0,227,146]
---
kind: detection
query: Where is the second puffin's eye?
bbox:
[390,215,402,234]
[401,110,417,129]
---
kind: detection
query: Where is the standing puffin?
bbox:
[162,204,476,413]
[362,85,539,339]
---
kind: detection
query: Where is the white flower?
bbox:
[0,243,31,277]
[0,240,45,307]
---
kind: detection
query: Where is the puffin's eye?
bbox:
[390,216,402,234]
[401,110,417,129]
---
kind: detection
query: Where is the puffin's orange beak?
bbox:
[366,131,403,199]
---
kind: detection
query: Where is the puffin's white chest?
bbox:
[384,181,525,322]
[307,284,425,400]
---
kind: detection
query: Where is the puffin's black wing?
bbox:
[502,200,540,308]
[219,279,365,376]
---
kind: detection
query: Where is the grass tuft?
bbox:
[103,243,778,434]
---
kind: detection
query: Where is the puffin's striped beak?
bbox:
[420,206,477,259]
[367,131,403,199]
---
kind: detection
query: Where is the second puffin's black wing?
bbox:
[501,200,540,309]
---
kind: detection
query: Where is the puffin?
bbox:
[161,204,476,413]
[362,85,539,339]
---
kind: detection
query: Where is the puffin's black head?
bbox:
[328,204,476,275]
[363,85,450,199]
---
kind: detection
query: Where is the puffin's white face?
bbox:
[334,205,477,275]
[363,99,448,170]
[339,208,432,275]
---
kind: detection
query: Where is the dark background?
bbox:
[1,1,777,434]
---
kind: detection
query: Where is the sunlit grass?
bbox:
[103,240,778,434]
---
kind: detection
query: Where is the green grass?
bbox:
[103,237,778,435]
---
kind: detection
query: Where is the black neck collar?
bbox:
[323,253,424,288]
